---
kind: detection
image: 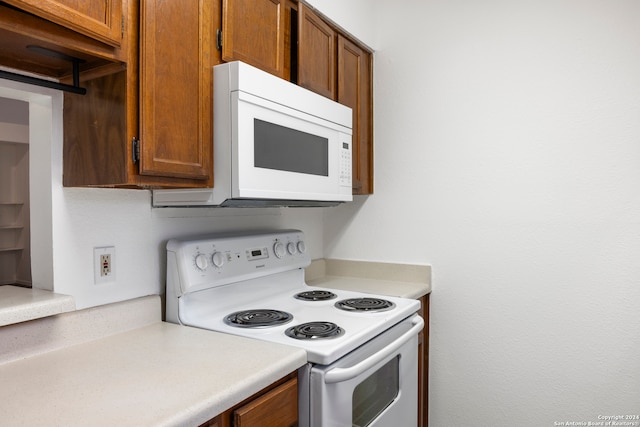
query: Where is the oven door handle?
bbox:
[324,315,424,384]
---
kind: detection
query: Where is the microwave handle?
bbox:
[324,315,424,384]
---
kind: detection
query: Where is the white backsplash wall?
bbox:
[313,0,640,426]
[53,188,325,309]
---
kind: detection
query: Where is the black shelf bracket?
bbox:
[0,46,87,95]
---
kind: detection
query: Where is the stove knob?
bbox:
[194,253,208,271]
[297,241,306,254]
[211,251,224,268]
[273,241,286,258]
[287,242,297,255]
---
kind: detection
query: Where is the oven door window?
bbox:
[352,356,400,427]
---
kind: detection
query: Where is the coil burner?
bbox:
[224,309,293,328]
[335,298,396,312]
[294,290,338,301]
[285,321,345,340]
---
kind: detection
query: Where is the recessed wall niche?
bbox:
[0,97,31,287]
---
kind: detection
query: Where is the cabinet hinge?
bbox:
[132,137,140,163]
[216,29,222,51]
[121,15,125,39]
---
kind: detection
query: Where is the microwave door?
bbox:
[233,91,352,202]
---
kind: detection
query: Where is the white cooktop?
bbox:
[166,230,420,365]
[178,278,419,364]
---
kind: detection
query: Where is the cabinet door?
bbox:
[221,0,288,79]
[3,0,123,47]
[139,0,213,182]
[338,35,373,195]
[198,415,221,427]
[417,294,430,427]
[297,3,336,99]
[233,377,298,427]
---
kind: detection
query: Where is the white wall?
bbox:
[315,0,640,425]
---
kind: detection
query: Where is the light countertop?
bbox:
[0,258,429,425]
[0,285,75,326]
[306,258,432,299]
[0,296,306,427]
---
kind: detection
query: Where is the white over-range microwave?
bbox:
[152,61,353,207]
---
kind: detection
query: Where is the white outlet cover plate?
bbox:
[94,246,116,285]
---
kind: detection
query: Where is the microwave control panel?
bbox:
[340,140,352,186]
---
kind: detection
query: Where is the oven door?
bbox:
[306,314,423,427]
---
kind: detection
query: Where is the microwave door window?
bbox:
[254,119,329,176]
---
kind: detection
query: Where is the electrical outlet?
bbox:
[100,254,112,277]
[94,246,116,284]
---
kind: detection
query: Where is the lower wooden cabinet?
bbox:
[201,372,298,427]
[418,294,430,427]
[199,416,221,427]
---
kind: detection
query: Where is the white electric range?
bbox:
[166,229,423,427]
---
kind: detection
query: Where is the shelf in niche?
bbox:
[0,225,24,230]
[0,247,23,253]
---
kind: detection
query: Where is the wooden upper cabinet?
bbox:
[338,35,373,195]
[221,0,288,79]
[296,5,374,195]
[297,3,336,99]
[139,0,213,181]
[3,0,123,47]
[63,0,216,188]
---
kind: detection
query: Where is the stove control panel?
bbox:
[167,229,310,295]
